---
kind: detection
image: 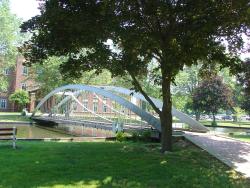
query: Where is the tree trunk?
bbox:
[160,76,172,152]
[195,111,200,121]
[212,114,216,122]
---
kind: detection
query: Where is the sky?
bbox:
[10,0,40,21]
[9,0,249,60]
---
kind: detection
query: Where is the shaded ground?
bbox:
[0,141,248,188]
[185,132,250,178]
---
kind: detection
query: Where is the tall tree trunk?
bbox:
[195,111,200,121]
[212,113,216,123]
[160,76,172,152]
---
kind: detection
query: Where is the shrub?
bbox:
[116,132,126,142]
[131,131,140,141]
[9,90,30,111]
[141,130,151,142]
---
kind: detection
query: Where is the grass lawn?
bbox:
[228,133,250,143]
[0,141,248,188]
[200,120,250,128]
[0,112,31,122]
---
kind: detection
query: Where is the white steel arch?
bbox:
[33,84,161,131]
[33,84,209,132]
[101,86,209,132]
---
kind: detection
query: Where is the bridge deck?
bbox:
[32,116,159,132]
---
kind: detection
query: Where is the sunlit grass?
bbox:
[0,141,248,188]
[201,120,250,128]
[228,133,250,142]
[0,112,31,122]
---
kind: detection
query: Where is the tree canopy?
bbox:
[237,59,250,114]
[0,0,23,91]
[9,90,30,110]
[21,0,250,152]
[192,76,233,124]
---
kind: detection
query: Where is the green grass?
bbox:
[0,141,248,188]
[0,112,31,122]
[228,133,250,142]
[200,120,250,128]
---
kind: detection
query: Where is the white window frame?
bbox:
[3,68,10,75]
[0,99,7,109]
[93,102,98,112]
[21,83,27,90]
[103,104,108,113]
[82,101,88,112]
[22,66,28,75]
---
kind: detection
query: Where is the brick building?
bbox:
[0,56,140,114]
[0,56,36,112]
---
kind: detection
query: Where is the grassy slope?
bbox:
[0,141,248,188]
[0,112,31,122]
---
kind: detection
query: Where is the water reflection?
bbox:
[209,127,249,134]
[0,124,71,138]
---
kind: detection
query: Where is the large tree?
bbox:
[20,0,249,152]
[0,0,23,91]
[192,76,233,124]
[237,59,250,114]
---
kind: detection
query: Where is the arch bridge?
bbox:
[32,84,208,136]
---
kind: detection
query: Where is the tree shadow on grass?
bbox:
[0,141,248,188]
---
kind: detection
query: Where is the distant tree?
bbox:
[0,0,23,91]
[28,56,113,97]
[20,1,249,152]
[192,76,233,125]
[237,59,250,114]
[9,90,30,111]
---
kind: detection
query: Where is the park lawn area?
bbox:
[0,141,249,188]
[200,120,250,128]
[228,133,250,143]
[0,112,31,122]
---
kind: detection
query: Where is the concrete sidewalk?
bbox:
[184,132,250,178]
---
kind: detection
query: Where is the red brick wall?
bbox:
[0,56,36,112]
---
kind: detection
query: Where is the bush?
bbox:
[116,132,126,142]
[141,130,151,141]
[131,131,140,141]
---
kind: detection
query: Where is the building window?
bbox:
[93,94,98,99]
[83,101,88,112]
[3,68,10,75]
[0,99,7,109]
[21,83,27,90]
[103,105,107,113]
[103,96,108,100]
[22,66,28,75]
[93,102,98,112]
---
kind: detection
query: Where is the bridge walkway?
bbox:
[184,132,250,178]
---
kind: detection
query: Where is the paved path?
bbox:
[184,132,250,178]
